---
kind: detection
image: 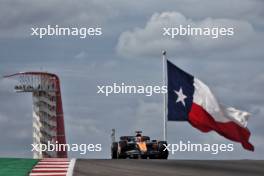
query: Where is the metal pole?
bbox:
[162,50,167,141]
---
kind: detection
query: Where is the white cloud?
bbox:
[0,0,115,38]
[117,11,262,59]
[1,0,263,39]
[74,51,88,60]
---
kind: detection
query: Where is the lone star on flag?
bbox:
[174,87,187,106]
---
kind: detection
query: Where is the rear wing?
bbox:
[120,136,150,141]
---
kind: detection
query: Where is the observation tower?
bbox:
[4,72,67,158]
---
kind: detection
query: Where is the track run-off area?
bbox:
[73,159,264,176]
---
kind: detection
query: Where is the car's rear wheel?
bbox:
[132,155,139,159]
[141,155,147,159]
[118,141,127,159]
[149,155,158,159]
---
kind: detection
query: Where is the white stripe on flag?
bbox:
[193,78,250,127]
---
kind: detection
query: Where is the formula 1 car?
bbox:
[111,131,168,159]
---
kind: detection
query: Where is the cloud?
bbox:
[0,0,115,38]
[1,0,263,38]
[74,51,88,60]
[117,11,263,59]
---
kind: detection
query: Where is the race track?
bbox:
[73,159,264,176]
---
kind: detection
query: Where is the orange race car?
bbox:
[111,131,168,159]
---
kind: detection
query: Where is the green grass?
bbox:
[0,158,39,176]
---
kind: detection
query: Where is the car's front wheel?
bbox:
[158,141,169,159]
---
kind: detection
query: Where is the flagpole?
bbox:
[162,50,168,141]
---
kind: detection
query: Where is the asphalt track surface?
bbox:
[73,159,264,176]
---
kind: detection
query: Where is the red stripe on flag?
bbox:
[188,103,254,151]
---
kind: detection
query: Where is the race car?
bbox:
[111,131,168,159]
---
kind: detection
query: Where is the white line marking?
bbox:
[34,165,69,168]
[32,168,68,171]
[66,159,76,176]
[38,162,70,164]
[29,173,67,176]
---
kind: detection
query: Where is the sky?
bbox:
[0,0,263,159]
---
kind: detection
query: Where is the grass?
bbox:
[0,158,39,176]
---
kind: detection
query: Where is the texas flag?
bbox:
[167,60,254,151]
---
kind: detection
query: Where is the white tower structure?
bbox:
[5,72,67,158]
